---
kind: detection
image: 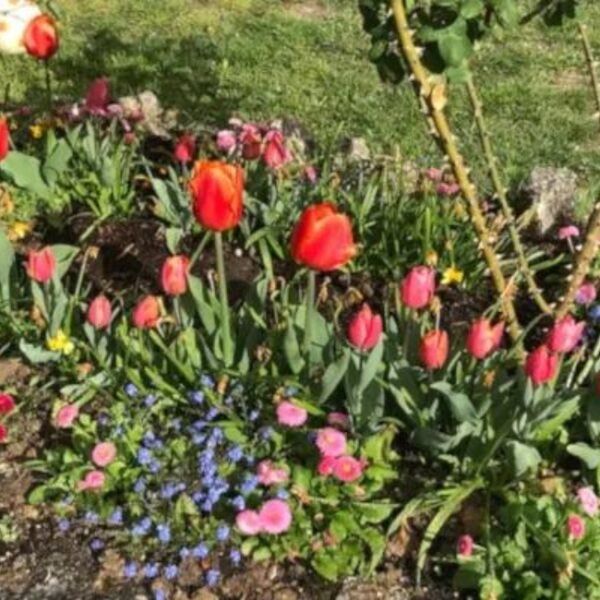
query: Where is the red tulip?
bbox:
[26,247,56,283]
[420,329,449,370]
[0,118,9,161]
[173,133,196,164]
[290,203,357,271]
[160,255,190,296]
[262,130,291,170]
[400,266,436,310]
[0,423,6,443]
[189,161,244,231]
[347,304,383,351]
[24,14,59,60]
[546,315,585,354]
[466,318,504,360]
[132,295,161,329]
[87,295,111,329]
[240,124,262,160]
[525,345,558,386]
[0,393,15,415]
[85,77,110,115]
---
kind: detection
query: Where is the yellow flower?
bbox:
[7,220,32,241]
[425,250,438,267]
[47,330,75,356]
[29,124,45,139]
[441,266,464,286]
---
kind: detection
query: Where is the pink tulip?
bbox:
[315,427,347,458]
[236,510,262,535]
[525,345,558,386]
[457,534,474,557]
[424,167,443,182]
[347,304,383,352]
[466,318,504,360]
[216,129,237,153]
[0,393,15,415]
[160,255,190,296]
[400,266,436,310]
[240,124,262,160]
[87,295,112,329]
[132,295,160,329]
[85,77,110,115]
[257,460,289,486]
[77,470,105,491]
[332,455,364,483]
[420,330,449,370]
[258,499,292,534]
[567,514,585,540]
[577,487,599,517]
[546,315,585,353]
[26,247,56,283]
[55,404,79,428]
[173,133,196,164]
[276,401,307,427]
[576,282,597,306]
[91,441,117,467]
[262,130,291,170]
[437,182,460,197]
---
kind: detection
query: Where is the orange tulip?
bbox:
[419,329,449,370]
[160,255,190,296]
[466,318,504,360]
[189,161,244,231]
[290,203,356,272]
[26,247,56,283]
[132,295,161,329]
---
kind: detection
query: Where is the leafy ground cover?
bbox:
[4,1,600,599]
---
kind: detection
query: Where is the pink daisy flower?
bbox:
[258,499,292,535]
[315,427,347,458]
[276,401,308,427]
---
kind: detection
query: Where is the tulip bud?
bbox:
[546,315,585,354]
[347,304,383,352]
[87,295,111,329]
[419,329,449,370]
[160,255,190,296]
[239,124,262,160]
[525,344,558,386]
[189,161,244,231]
[26,246,56,283]
[466,318,504,359]
[400,266,436,310]
[24,14,59,60]
[132,295,161,329]
[290,203,357,272]
[173,133,196,164]
[84,77,110,115]
[262,130,291,170]
[0,118,9,161]
[457,534,474,557]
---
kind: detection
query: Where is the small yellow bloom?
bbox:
[8,221,33,241]
[0,189,14,216]
[441,266,464,286]
[29,124,45,139]
[425,250,438,266]
[47,330,75,356]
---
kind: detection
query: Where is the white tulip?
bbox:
[0,0,41,55]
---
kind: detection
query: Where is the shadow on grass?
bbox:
[23,28,240,126]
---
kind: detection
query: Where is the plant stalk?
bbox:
[465,75,552,316]
[389,0,522,349]
[303,270,316,361]
[214,232,233,366]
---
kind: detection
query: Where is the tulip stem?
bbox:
[43,61,53,113]
[303,270,316,362]
[214,232,233,366]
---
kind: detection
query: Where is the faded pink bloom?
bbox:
[316,427,347,458]
[55,404,79,428]
[262,129,292,170]
[567,514,586,540]
[239,124,262,160]
[257,460,289,486]
[77,470,105,492]
[236,510,262,535]
[173,134,196,164]
[546,315,585,354]
[327,412,350,430]
[332,455,364,483]
[317,455,337,476]
[425,167,443,182]
[457,534,474,557]
[558,225,580,240]
[276,401,308,427]
[216,129,237,153]
[437,182,460,197]
[91,442,117,467]
[576,282,597,306]
[303,165,318,184]
[85,77,110,115]
[258,499,292,534]
[577,487,599,517]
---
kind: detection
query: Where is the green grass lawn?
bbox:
[2,0,600,189]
